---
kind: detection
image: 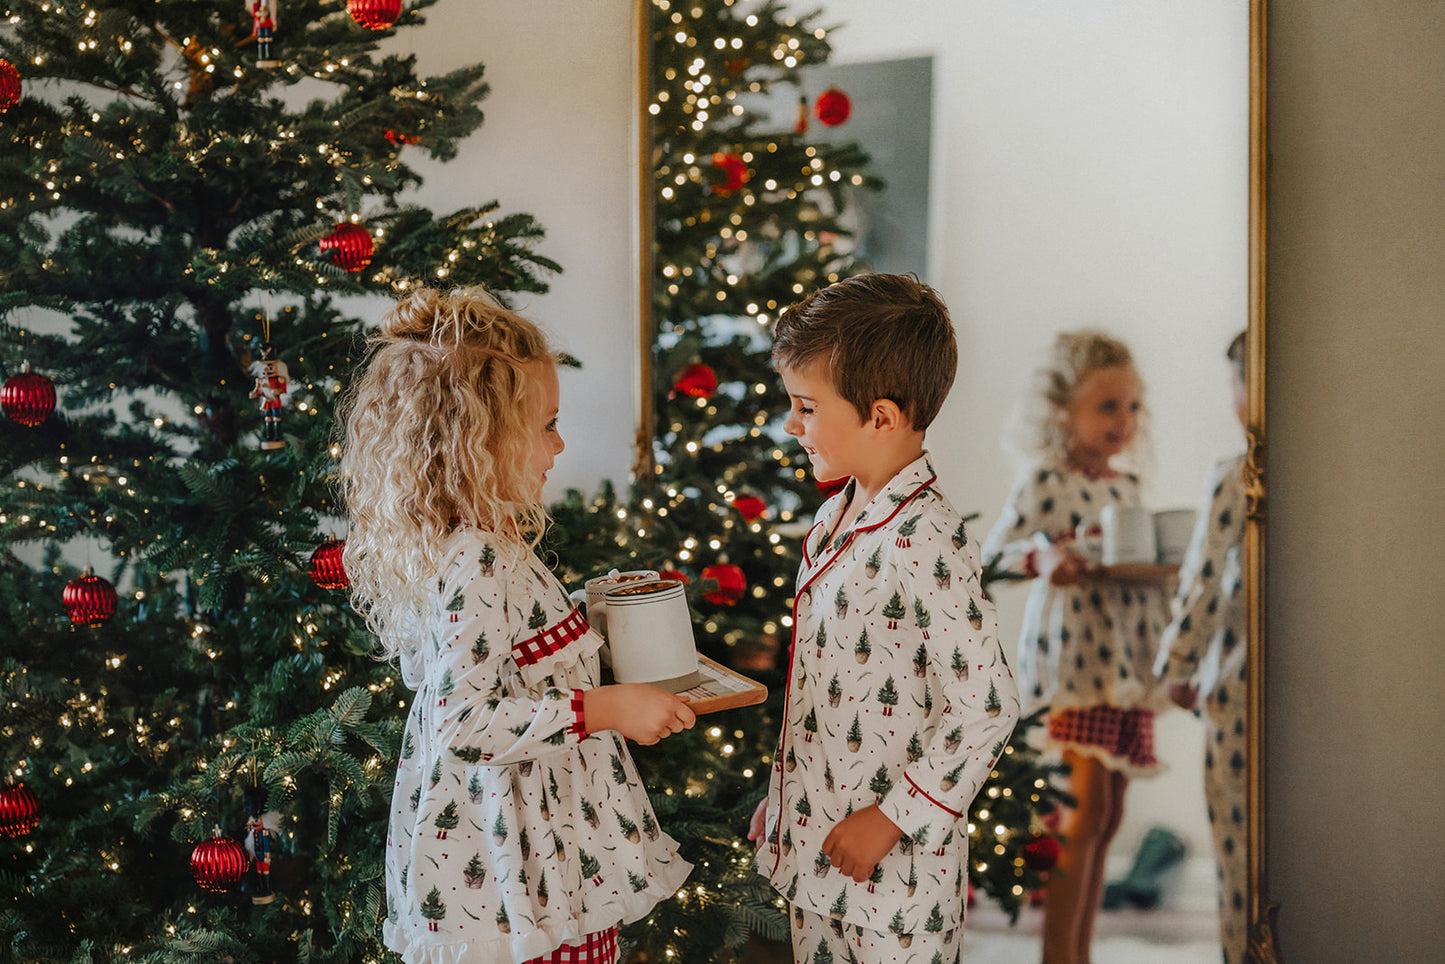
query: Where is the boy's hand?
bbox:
[747,797,769,849]
[821,804,904,882]
[584,684,695,745]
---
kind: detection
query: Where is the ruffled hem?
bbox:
[385,851,691,964]
[1042,734,1165,779]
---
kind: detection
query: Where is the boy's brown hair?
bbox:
[771,273,957,431]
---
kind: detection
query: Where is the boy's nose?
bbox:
[782,414,802,437]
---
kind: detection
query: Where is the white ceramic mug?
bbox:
[1101,505,1158,565]
[1153,508,1197,566]
[601,579,705,692]
[568,569,659,640]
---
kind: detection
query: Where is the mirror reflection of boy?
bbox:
[747,273,1020,962]
[1154,331,1249,964]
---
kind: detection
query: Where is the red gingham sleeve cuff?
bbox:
[1023,549,1038,579]
[570,690,589,738]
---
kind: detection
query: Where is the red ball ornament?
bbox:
[1023,832,1061,871]
[384,128,420,146]
[319,222,374,273]
[2,369,56,427]
[191,831,248,892]
[671,362,717,400]
[347,0,403,30]
[0,783,39,837]
[0,59,21,113]
[308,539,349,590]
[731,495,767,522]
[700,564,746,606]
[64,568,118,627]
[814,85,852,127]
[710,152,749,196]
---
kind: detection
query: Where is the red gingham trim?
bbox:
[571,690,589,737]
[522,926,618,964]
[903,772,963,818]
[513,606,590,667]
[1049,705,1157,769]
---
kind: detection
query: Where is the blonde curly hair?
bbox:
[1004,329,1148,470]
[338,287,558,661]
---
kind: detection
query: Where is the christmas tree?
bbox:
[0,1,556,961]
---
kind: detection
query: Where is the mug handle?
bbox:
[568,588,587,613]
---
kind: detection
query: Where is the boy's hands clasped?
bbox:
[585,683,695,745]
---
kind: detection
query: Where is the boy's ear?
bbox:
[870,398,907,432]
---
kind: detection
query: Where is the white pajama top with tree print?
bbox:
[756,454,1021,938]
[982,461,1169,714]
[384,527,690,964]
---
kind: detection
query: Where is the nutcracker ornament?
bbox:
[249,341,290,450]
[251,1,280,68]
[243,784,280,904]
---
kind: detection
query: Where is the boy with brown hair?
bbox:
[749,273,1020,962]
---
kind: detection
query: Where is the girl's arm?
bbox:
[981,466,1071,578]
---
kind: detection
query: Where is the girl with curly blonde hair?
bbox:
[339,287,693,964]
[982,330,1169,964]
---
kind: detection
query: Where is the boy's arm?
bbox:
[879,515,1021,846]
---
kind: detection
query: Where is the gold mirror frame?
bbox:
[632,1,1280,957]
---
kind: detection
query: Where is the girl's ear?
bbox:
[871,398,907,432]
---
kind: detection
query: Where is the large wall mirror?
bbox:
[634,0,1275,960]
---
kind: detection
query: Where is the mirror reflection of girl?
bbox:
[982,331,1169,964]
[1154,331,1249,964]
[339,288,695,964]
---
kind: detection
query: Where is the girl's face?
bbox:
[526,361,564,495]
[779,360,871,487]
[1065,364,1142,470]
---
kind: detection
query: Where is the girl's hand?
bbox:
[1168,682,1199,711]
[584,684,695,745]
[747,797,769,849]
[1038,544,1090,586]
[821,805,904,883]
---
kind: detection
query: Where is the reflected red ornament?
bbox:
[814,85,852,127]
[700,564,745,606]
[710,152,749,196]
[308,539,349,590]
[347,0,403,30]
[64,569,118,627]
[671,362,717,400]
[0,59,21,113]
[2,369,56,427]
[658,569,691,585]
[319,222,374,273]
[191,832,248,892]
[0,783,38,837]
[1023,832,1061,871]
[384,128,420,146]
[731,495,767,522]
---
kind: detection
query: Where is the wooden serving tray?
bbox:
[677,654,769,715]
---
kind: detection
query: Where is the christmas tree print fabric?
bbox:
[757,454,1020,937]
[982,461,1170,719]
[384,528,690,964]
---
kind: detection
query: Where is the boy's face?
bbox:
[779,360,871,487]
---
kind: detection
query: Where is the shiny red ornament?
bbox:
[384,128,420,146]
[347,0,403,30]
[64,569,118,627]
[671,362,717,400]
[814,85,852,127]
[700,564,745,606]
[2,370,56,427]
[710,152,749,196]
[0,59,20,113]
[0,784,38,837]
[191,832,248,892]
[1023,832,1061,871]
[308,539,349,590]
[731,495,767,522]
[319,222,374,273]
